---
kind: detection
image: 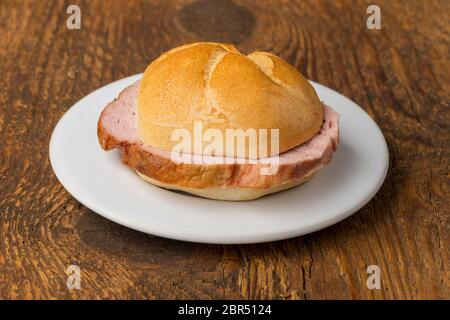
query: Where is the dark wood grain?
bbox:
[0,0,448,299]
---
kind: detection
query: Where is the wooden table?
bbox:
[0,0,448,299]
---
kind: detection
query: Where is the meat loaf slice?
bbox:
[97,81,339,189]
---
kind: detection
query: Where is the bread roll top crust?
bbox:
[137,42,323,158]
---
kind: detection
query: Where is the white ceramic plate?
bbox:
[50,74,388,244]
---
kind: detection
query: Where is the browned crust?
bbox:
[97,94,338,189]
[137,42,325,157]
[98,118,121,151]
[97,87,133,151]
[117,143,336,189]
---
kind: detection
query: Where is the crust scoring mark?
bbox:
[246,52,287,87]
[201,48,235,124]
[145,44,291,128]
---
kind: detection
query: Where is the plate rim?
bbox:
[49,74,389,244]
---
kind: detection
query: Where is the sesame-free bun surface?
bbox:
[136,171,314,201]
[137,42,324,158]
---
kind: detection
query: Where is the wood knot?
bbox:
[178,0,255,43]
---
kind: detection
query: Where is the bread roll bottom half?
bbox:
[137,171,315,201]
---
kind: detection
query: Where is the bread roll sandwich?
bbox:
[98,42,339,201]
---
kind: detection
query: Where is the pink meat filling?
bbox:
[100,81,339,167]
